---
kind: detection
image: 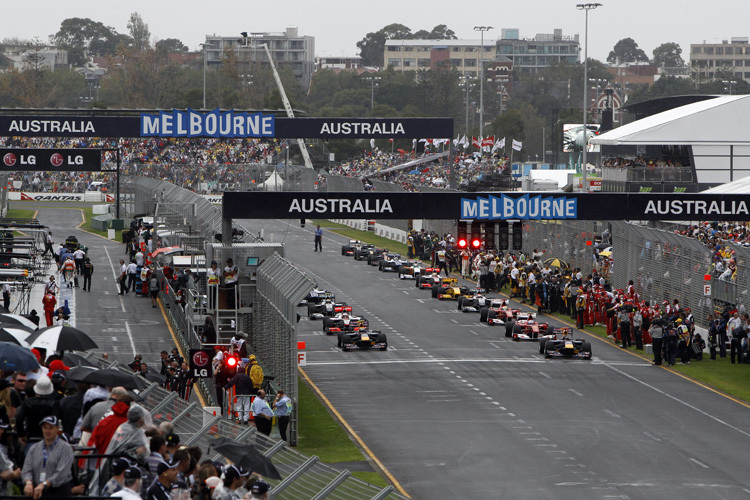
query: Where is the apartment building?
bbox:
[690,37,750,82]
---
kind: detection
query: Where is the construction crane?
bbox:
[260,43,314,169]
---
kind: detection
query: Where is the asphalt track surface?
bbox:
[252,218,750,500]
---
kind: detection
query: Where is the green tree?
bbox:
[51,18,123,66]
[652,42,684,67]
[127,12,151,52]
[607,37,648,63]
[356,23,412,67]
[155,38,188,54]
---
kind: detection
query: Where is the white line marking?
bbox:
[538,371,551,379]
[104,246,126,313]
[689,458,709,469]
[124,321,136,356]
[604,409,621,418]
[306,358,548,366]
[569,389,583,397]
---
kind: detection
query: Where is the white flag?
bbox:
[452,134,460,147]
[460,134,469,148]
[498,137,506,150]
[512,139,523,151]
[412,138,417,150]
[370,138,376,149]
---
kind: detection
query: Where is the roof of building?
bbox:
[385,39,495,47]
[592,95,750,147]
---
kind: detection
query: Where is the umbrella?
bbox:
[139,370,166,385]
[67,365,100,382]
[599,250,612,258]
[0,341,39,372]
[63,352,98,367]
[0,327,31,347]
[543,257,569,269]
[150,246,183,258]
[78,368,150,390]
[209,436,282,480]
[0,314,38,330]
[408,169,420,174]
[26,325,98,353]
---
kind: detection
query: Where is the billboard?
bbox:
[562,123,601,153]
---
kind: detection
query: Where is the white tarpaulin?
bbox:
[591,95,750,146]
[261,170,285,191]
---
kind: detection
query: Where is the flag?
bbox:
[412,138,417,150]
[452,134,460,147]
[389,138,394,143]
[492,137,505,152]
[460,135,469,148]
[481,136,495,147]
[512,139,523,151]
[472,136,481,148]
[370,138,376,149]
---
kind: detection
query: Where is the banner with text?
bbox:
[0,148,102,171]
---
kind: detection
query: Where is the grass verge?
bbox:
[296,375,388,487]
[310,219,412,260]
[78,206,124,242]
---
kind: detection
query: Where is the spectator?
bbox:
[248,480,271,500]
[104,404,150,464]
[250,390,273,436]
[15,376,59,442]
[101,457,131,496]
[22,416,74,497]
[110,467,144,500]
[146,460,178,500]
[213,465,250,500]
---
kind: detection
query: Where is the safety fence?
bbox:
[79,352,408,500]
[522,219,730,330]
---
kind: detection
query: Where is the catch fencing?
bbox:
[81,353,408,500]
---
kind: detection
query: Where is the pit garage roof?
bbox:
[591,95,750,146]
[702,175,750,194]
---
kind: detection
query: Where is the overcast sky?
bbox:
[5,0,748,63]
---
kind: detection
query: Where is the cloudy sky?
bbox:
[5,0,748,63]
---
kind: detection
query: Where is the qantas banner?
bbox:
[223,191,750,222]
[0,148,102,171]
[0,112,452,139]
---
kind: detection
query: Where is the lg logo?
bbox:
[2,153,16,167]
[50,153,64,167]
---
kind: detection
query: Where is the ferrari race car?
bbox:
[481,300,521,324]
[307,299,352,319]
[298,289,335,306]
[338,328,388,351]
[416,270,442,289]
[323,314,369,335]
[539,336,592,359]
[341,240,363,256]
[378,253,406,272]
[457,290,490,312]
[508,314,554,340]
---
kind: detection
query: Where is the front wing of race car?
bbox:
[339,331,388,351]
[541,338,593,359]
[512,322,550,341]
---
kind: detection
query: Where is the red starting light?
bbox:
[226,356,237,368]
[458,238,468,248]
[471,238,482,249]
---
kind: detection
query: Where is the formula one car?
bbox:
[481,300,521,324]
[416,270,442,289]
[432,277,471,300]
[539,336,592,359]
[354,244,384,261]
[398,261,425,280]
[341,240,363,256]
[367,250,389,266]
[298,289,336,306]
[323,313,369,335]
[457,290,489,312]
[536,327,574,352]
[378,253,406,272]
[338,327,388,351]
[307,299,352,319]
[509,314,550,340]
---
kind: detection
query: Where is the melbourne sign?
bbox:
[223,192,750,222]
[0,148,102,171]
[0,113,453,139]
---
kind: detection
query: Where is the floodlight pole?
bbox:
[577,3,602,192]
[474,26,493,143]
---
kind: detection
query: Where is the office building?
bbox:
[690,37,750,83]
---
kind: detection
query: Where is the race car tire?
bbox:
[544,345,553,358]
[479,307,489,322]
[378,261,384,271]
[582,342,592,358]
[379,333,388,351]
[513,324,522,334]
[307,304,318,318]
[322,318,333,332]
[539,339,547,354]
[341,246,347,256]
[457,297,465,310]
[487,310,497,321]
[337,333,344,348]
[505,320,514,337]
[432,285,439,298]
[415,279,421,288]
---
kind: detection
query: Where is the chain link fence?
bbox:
[79,353,406,500]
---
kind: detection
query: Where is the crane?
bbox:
[260,43,314,169]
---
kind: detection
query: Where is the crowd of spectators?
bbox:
[0,350,273,498]
[602,156,688,169]
[672,222,750,282]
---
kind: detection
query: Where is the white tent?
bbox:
[261,170,285,191]
[592,95,750,146]
[592,95,750,185]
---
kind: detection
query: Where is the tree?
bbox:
[51,18,123,66]
[127,12,151,52]
[652,42,684,67]
[427,24,457,40]
[607,38,648,64]
[155,38,188,54]
[356,23,412,67]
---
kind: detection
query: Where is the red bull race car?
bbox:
[307,299,353,319]
[539,336,593,359]
[338,326,388,351]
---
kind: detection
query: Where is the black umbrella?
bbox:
[78,368,150,390]
[26,325,98,353]
[67,365,100,382]
[0,314,39,330]
[209,437,282,480]
[63,352,98,367]
[0,341,39,372]
[0,327,31,347]
[139,370,166,385]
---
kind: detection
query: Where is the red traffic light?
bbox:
[458,238,468,248]
[471,238,481,249]
[226,356,237,368]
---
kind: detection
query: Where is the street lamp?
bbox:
[474,26,493,143]
[589,78,607,122]
[200,42,216,109]
[722,79,734,95]
[577,3,601,192]
[364,76,381,112]
[460,76,476,135]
